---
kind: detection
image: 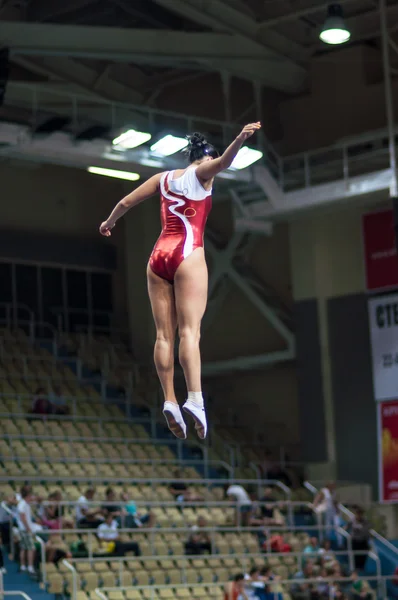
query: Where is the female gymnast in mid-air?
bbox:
[100,122,261,440]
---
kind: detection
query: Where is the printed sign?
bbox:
[378,400,398,503]
[368,293,398,401]
[362,210,398,291]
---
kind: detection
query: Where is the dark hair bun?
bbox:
[187,132,207,149]
[184,131,219,163]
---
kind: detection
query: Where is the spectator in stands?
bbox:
[224,573,249,600]
[315,567,330,598]
[97,513,141,556]
[16,486,36,575]
[102,488,123,518]
[350,572,372,600]
[185,516,211,555]
[0,494,13,552]
[169,469,203,503]
[259,486,276,514]
[226,484,252,526]
[261,532,291,554]
[119,492,155,529]
[32,387,52,416]
[38,491,63,530]
[346,507,371,571]
[318,539,336,568]
[291,562,320,600]
[313,482,337,532]
[244,567,266,600]
[303,537,321,563]
[45,532,72,564]
[250,493,285,528]
[49,385,69,415]
[75,488,103,528]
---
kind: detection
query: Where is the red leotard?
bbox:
[149,167,212,282]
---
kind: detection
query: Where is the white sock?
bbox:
[187,391,204,407]
[21,565,27,571]
[28,566,35,573]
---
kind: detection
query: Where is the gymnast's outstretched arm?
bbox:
[99,172,163,237]
[195,121,261,183]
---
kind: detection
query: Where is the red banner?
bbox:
[362,209,398,291]
[379,400,398,502]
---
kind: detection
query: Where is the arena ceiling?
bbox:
[1,0,397,120]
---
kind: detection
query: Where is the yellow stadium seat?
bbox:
[109,592,125,600]
[159,590,174,599]
[134,570,150,586]
[152,570,167,585]
[101,572,117,587]
[192,588,207,598]
[47,574,64,595]
[176,589,191,599]
[125,592,142,600]
[84,573,99,591]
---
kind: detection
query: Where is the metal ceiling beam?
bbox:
[28,0,99,22]
[0,20,305,92]
[258,0,358,28]
[152,0,308,64]
[11,55,144,104]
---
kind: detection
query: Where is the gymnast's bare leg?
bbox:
[147,265,186,439]
[174,248,208,439]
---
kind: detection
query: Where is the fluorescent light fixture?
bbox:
[87,167,140,181]
[320,4,351,45]
[150,134,188,157]
[230,147,263,170]
[112,129,151,149]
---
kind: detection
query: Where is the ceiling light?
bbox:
[87,167,140,181]
[150,134,188,157]
[320,4,351,45]
[112,129,152,149]
[230,147,263,170]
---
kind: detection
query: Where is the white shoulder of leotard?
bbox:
[181,166,211,200]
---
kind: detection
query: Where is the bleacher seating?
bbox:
[0,323,388,600]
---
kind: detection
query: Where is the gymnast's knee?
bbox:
[178,325,201,346]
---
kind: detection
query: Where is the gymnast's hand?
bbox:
[99,220,115,237]
[237,122,261,141]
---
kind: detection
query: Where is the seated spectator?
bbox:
[226,484,252,526]
[45,532,72,564]
[260,487,276,514]
[315,567,330,598]
[120,492,155,529]
[260,566,283,599]
[75,488,103,528]
[169,470,202,503]
[250,502,285,528]
[185,516,211,555]
[224,573,249,600]
[244,567,265,600]
[102,488,123,518]
[38,491,63,530]
[346,507,371,571]
[97,513,141,557]
[303,537,321,563]
[350,572,373,600]
[32,388,52,416]
[291,562,320,600]
[262,533,291,553]
[48,385,69,415]
[319,539,336,568]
